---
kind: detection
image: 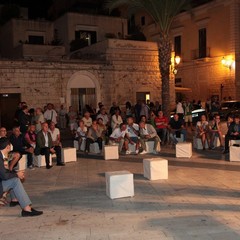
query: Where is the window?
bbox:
[199,28,207,58]
[175,78,182,87]
[128,14,136,34]
[75,30,97,46]
[136,92,150,103]
[28,35,44,45]
[141,16,145,26]
[174,35,181,56]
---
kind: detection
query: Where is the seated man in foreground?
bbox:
[139,121,161,155]
[0,137,43,216]
[168,113,187,144]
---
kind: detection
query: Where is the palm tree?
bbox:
[105,0,190,117]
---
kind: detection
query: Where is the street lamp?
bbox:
[221,57,234,70]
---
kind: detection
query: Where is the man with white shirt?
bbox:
[35,122,55,169]
[48,122,65,166]
[126,117,140,154]
[109,123,130,154]
[97,107,109,126]
[44,103,58,125]
[139,121,161,155]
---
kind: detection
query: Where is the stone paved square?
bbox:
[1,146,240,240]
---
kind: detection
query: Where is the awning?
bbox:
[175,87,192,92]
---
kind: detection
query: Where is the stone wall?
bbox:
[0,39,169,111]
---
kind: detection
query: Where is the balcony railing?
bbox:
[191,47,210,60]
[14,44,65,59]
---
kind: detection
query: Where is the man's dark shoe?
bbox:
[56,162,65,166]
[46,165,53,169]
[21,208,43,217]
[10,201,20,207]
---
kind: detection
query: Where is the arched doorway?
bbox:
[67,71,100,115]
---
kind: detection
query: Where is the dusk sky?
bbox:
[0,0,213,19]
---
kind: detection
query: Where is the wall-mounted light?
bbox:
[175,56,181,65]
[221,57,234,70]
[172,55,181,75]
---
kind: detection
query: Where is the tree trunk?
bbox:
[159,35,172,118]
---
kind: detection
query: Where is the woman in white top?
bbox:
[196,115,210,150]
[111,109,123,130]
[76,120,88,149]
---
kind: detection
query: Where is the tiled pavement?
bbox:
[1,135,240,240]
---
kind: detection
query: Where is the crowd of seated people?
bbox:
[1,98,238,217]
[1,102,66,170]
[194,113,239,152]
[4,98,237,172]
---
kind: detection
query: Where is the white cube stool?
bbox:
[105,171,134,199]
[73,139,86,151]
[62,147,77,163]
[214,136,221,147]
[146,141,154,153]
[176,134,184,143]
[230,146,240,162]
[104,145,119,160]
[73,140,79,150]
[193,137,209,150]
[34,155,52,167]
[229,139,240,146]
[16,154,27,171]
[176,142,192,158]
[90,142,101,154]
[128,143,136,153]
[143,158,168,180]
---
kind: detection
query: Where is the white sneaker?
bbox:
[152,150,158,155]
[140,150,147,155]
[126,150,131,155]
[135,149,139,154]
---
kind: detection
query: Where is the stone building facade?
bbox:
[0,39,163,127]
[134,0,240,102]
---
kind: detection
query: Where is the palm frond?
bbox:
[105,0,191,35]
